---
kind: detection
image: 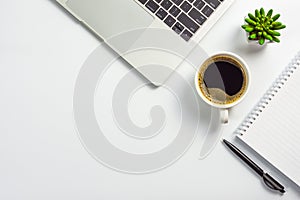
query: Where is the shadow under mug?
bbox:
[194,51,251,124]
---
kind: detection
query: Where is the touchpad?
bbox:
[66,0,154,44]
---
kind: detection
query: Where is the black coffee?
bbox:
[198,55,248,105]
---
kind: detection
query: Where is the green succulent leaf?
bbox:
[272,25,286,30]
[265,34,273,41]
[245,18,257,26]
[255,9,261,18]
[272,14,280,22]
[245,27,254,32]
[263,31,267,37]
[259,37,265,45]
[272,22,282,27]
[267,29,281,36]
[250,33,257,39]
[248,13,257,21]
[242,25,255,32]
[260,8,265,17]
[273,36,280,43]
[242,24,254,29]
[267,9,273,18]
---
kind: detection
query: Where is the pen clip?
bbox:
[262,173,285,194]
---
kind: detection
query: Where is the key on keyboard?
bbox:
[137,0,223,41]
[146,0,159,13]
[204,0,220,9]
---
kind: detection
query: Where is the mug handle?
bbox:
[220,109,229,124]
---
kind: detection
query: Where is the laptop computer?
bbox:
[57,0,234,86]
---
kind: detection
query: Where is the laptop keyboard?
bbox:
[137,0,224,41]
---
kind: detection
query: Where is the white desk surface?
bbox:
[1,0,300,199]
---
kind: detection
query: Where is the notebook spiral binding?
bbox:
[237,52,300,136]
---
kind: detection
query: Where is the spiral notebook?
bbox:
[236,52,300,187]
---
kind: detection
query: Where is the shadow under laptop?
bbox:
[110,45,223,160]
[103,34,224,159]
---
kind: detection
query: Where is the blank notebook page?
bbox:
[237,57,300,186]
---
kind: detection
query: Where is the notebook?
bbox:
[236,52,300,187]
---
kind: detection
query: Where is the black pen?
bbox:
[223,139,285,194]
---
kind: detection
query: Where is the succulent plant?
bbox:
[242,8,286,45]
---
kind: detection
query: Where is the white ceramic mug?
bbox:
[195,52,251,124]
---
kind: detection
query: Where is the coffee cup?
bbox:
[195,52,250,124]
